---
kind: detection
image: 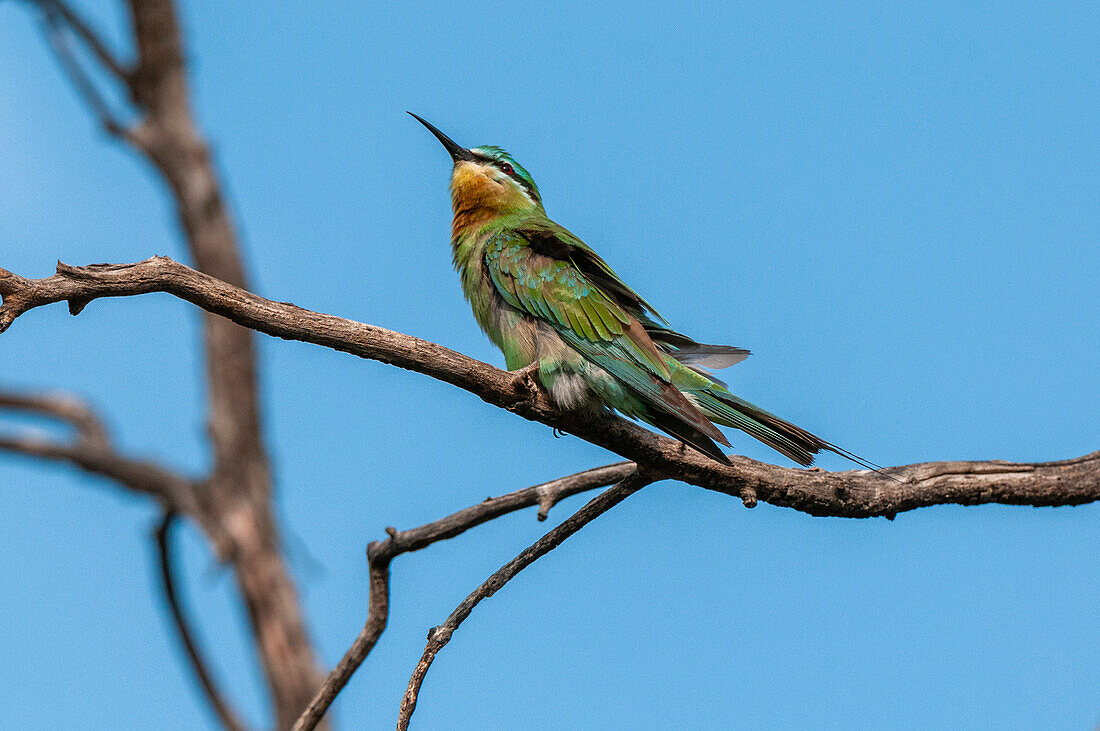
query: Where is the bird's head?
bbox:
[409,112,542,216]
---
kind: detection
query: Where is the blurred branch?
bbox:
[22,0,327,724]
[28,0,130,79]
[121,3,325,721]
[155,513,249,731]
[293,463,634,731]
[3,257,1097,520]
[40,6,130,138]
[0,390,111,449]
[396,469,653,730]
[0,389,197,511]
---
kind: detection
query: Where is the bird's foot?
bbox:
[509,362,542,400]
[510,361,540,377]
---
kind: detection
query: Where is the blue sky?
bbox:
[1,1,1098,728]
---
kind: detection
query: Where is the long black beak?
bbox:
[407,111,476,163]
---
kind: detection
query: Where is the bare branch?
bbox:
[4,257,1097,520]
[155,513,248,731]
[292,545,389,731]
[293,463,633,730]
[380,462,636,556]
[0,388,214,534]
[27,0,131,79]
[0,430,193,503]
[25,0,330,721]
[396,469,654,730]
[0,390,111,449]
[0,389,195,505]
[40,7,130,138]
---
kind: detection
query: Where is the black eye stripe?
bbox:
[495,162,522,184]
[479,156,541,202]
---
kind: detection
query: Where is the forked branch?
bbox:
[28,0,130,79]
[293,463,635,730]
[21,0,328,721]
[0,389,197,512]
[0,390,249,723]
[396,470,654,730]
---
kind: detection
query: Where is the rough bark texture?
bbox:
[3,257,1096,521]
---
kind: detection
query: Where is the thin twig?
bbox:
[155,513,248,731]
[0,388,199,512]
[396,469,653,730]
[380,462,636,556]
[293,463,634,731]
[0,390,216,542]
[292,544,390,731]
[0,431,192,503]
[29,0,130,79]
[0,390,110,448]
[41,8,129,137]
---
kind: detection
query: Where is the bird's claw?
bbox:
[511,361,540,378]
[510,362,542,398]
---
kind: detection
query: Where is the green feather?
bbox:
[433,131,883,469]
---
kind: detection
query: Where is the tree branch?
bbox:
[0,389,197,511]
[20,0,328,721]
[293,463,634,731]
[292,546,389,731]
[27,0,131,79]
[155,513,248,731]
[119,3,326,721]
[39,7,130,138]
[396,469,654,730]
[3,257,1097,521]
[0,390,111,449]
[0,430,189,500]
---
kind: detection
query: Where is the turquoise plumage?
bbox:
[411,112,880,469]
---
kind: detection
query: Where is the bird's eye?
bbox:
[499,162,514,175]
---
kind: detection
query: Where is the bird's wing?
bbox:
[516,220,667,323]
[518,221,750,373]
[485,227,727,447]
[486,227,667,379]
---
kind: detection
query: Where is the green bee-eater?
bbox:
[411,112,877,469]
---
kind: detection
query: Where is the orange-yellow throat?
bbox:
[450,160,537,238]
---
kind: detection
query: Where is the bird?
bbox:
[410,112,881,470]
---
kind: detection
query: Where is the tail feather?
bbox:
[817,441,888,473]
[689,395,899,486]
[644,408,733,465]
[669,345,751,370]
[643,323,752,371]
[694,388,897,478]
[567,318,886,472]
[687,390,813,465]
